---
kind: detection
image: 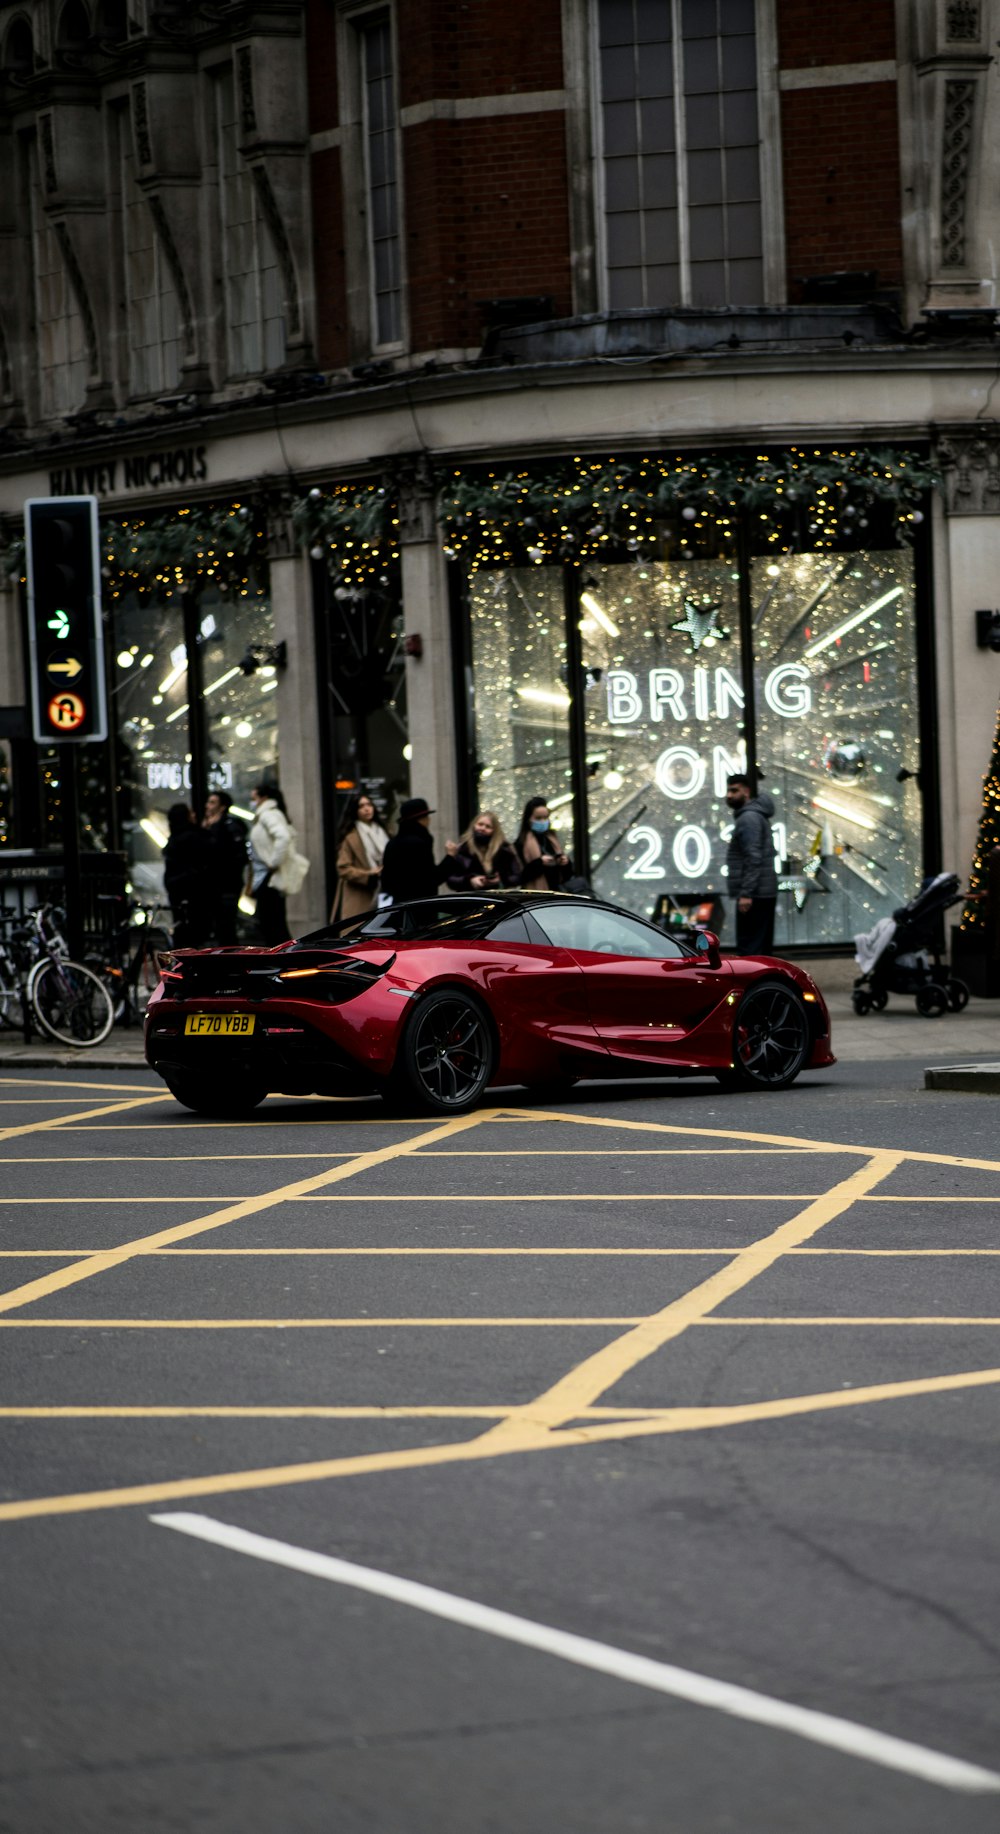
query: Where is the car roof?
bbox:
[300,891,679,946]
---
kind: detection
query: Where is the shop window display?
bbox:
[467,569,576,860]
[466,545,922,949]
[112,588,277,902]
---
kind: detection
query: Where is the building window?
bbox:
[28,143,88,419]
[121,116,183,399]
[360,12,402,348]
[596,0,764,308]
[465,492,925,950]
[215,68,286,377]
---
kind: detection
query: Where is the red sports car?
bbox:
[145,892,834,1116]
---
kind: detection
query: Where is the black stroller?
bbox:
[852,872,969,1017]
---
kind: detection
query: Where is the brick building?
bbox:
[1,0,999,949]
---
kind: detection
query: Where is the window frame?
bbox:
[588,0,785,311]
[335,0,408,360]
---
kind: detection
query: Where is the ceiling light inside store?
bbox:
[603,770,624,790]
[139,654,154,668]
[402,744,413,762]
[165,703,189,725]
[235,720,253,738]
[260,680,278,693]
[548,792,574,810]
[804,587,904,658]
[116,650,134,668]
[811,794,877,832]
[204,667,242,696]
[152,695,163,706]
[230,805,255,821]
[580,592,620,638]
[517,686,572,710]
[157,658,187,694]
[139,815,169,849]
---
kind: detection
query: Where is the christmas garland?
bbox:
[0,447,936,594]
[961,701,1000,930]
[436,448,938,572]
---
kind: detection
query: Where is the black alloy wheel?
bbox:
[164,1074,267,1117]
[725,979,811,1090]
[392,988,495,1113]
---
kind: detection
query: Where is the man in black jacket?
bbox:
[725,774,779,955]
[203,789,248,943]
[380,798,456,904]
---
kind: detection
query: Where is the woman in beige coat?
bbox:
[330,792,390,921]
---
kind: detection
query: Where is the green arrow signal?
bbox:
[47,609,71,641]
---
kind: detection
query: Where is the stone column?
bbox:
[396,458,460,845]
[267,508,326,932]
[935,433,1000,880]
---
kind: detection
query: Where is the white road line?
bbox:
[152,1512,1000,1796]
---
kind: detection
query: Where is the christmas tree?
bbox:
[962,699,1000,929]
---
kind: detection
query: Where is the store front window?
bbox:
[467,568,576,859]
[465,537,925,948]
[111,585,277,904]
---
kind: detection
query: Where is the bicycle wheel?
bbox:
[29,958,115,1047]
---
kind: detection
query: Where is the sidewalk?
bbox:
[0,954,996,1077]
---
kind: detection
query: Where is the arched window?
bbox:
[213,66,286,376]
[56,0,91,50]
[120,103,183,397]
[4,17,35,76]
[95,0,127,42]
[29,144,89,417]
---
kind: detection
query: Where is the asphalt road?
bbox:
[2,1056,1000,1833]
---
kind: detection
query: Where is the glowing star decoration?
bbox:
[671,597,729,652]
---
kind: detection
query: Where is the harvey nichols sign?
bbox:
[49,444,209,498]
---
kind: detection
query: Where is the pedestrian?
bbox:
[330,790,390,921]
[515,795,572,891]
[379,797,457,904]
[162,802,212,947]
[202,788,247,944]
[246,782,301,945]
[724,773,778,954]
[447,810,521,892]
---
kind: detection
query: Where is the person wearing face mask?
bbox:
[447,811,522,892]
[330,791,390,921]
[516,795,572,891]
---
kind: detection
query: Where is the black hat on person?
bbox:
[399,796,434,821]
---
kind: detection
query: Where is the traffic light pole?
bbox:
[61,744,84,959]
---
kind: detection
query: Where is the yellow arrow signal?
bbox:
[46,656,83,679]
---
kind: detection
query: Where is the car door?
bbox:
[530,903,731,1064]
[470,910,608,1069]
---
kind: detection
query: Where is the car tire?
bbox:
[726,979,811,1090]
[164,1075,267,1117]
[389,987,495,1115]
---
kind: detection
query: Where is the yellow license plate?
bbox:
[183,1013,256,1037]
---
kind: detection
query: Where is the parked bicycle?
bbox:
[89,894,173,1027]
[0,904,115,1048]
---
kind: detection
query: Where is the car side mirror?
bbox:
[695,930,722,969]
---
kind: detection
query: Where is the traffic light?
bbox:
[25,495,107,745]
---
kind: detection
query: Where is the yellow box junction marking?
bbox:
[3,1099,1000,1523]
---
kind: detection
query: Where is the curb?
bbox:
[924,1063,1000,1094]
[0,1048,153,1072]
